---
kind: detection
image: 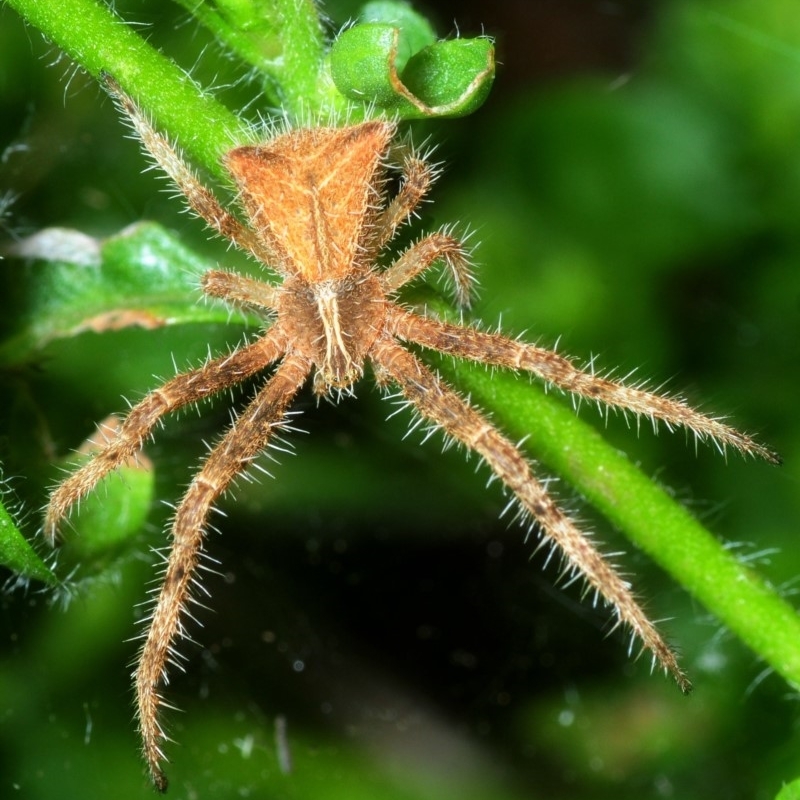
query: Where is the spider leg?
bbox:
[379,231,475,308]
[202,269,281,313]
[371,154,436,251]
[371,336,691,693]
[136,352,311,792]
[44,329,288,543]
[103,75,275,265]
[389,309,779,464]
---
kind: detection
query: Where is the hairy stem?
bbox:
[5,0,247,179]
[171,0,334,116]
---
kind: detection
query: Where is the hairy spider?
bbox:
[44,77,778,791]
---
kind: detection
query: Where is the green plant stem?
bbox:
[171,0,334,116]
[441,359,800,689]
[5,0,247,179]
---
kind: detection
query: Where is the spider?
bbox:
[44,76,778,791]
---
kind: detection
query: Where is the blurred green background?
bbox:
[0,0,798,798]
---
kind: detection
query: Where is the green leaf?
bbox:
[777,779,800,800]
[401,38,496,114]
[0,492,56,584]
[358,0,437,65]
[0,222,253,367]
[53,423,155,570]
[329,22,495,118]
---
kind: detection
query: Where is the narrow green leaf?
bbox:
[0,493,56,584]
[0,222,253,366]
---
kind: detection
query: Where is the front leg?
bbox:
[103,75,275,265]
[388,309,779,464]
[370,154,437,251]
[380,231,475,308]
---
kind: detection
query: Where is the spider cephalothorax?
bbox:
[44,77,778,791]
